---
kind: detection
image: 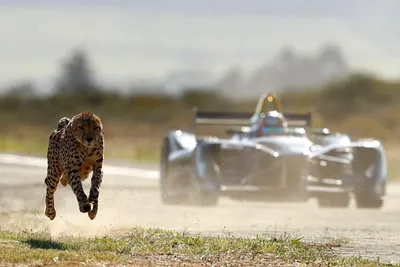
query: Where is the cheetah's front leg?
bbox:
[88,159,103,220]
[68,164,91,214]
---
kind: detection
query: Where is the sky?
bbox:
[1,0,400,92]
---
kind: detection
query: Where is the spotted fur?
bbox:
[44,111,104,220]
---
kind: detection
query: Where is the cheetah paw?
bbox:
[79,202,91,213]
[45,209,56,220]
[88,210,97,220]
[88,203,98,220]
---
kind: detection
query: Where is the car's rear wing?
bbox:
[193,108,312,128]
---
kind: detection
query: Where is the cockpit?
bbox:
[255,111,288,137]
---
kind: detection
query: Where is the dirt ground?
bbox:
[0,161,400,265]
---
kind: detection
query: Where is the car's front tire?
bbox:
[354,179,384,209]
[160,135,219,207]
[159,135,189,205]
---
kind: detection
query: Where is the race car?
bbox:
[159,93,387,208]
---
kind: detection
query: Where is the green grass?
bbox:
[0,132,161,164]
[0,227,395,266]
[0,135,48,158]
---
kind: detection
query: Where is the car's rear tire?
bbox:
[317,192,350,208]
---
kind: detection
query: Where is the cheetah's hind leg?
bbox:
[44,169,62,220]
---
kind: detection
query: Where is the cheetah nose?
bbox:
[86,136,93,142]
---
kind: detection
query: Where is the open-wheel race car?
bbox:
[159,93,387,209]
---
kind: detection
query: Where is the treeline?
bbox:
[1,72,400,142]
[281,73,400,141]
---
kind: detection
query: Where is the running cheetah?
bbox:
[44,111,104,220]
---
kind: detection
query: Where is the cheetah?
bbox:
[44,111,104,220]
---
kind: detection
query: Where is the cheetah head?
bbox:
[71,112,103,147]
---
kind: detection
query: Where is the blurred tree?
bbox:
[275,46,296,71]
[215,66,243,95]
[317,44,348,80]
[240,44,350,98]
[2,81,36,99]
[55,48,97,93]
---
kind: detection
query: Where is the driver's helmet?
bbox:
[255,111,288,137]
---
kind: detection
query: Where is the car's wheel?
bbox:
[187,175,219,207]
[354,180,384,209]
[159,135,188,205]
[317,192,350,208]
[188,148,219,207]
[355,196,383,209]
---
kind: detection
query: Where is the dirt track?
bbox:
[1,161,400,264]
